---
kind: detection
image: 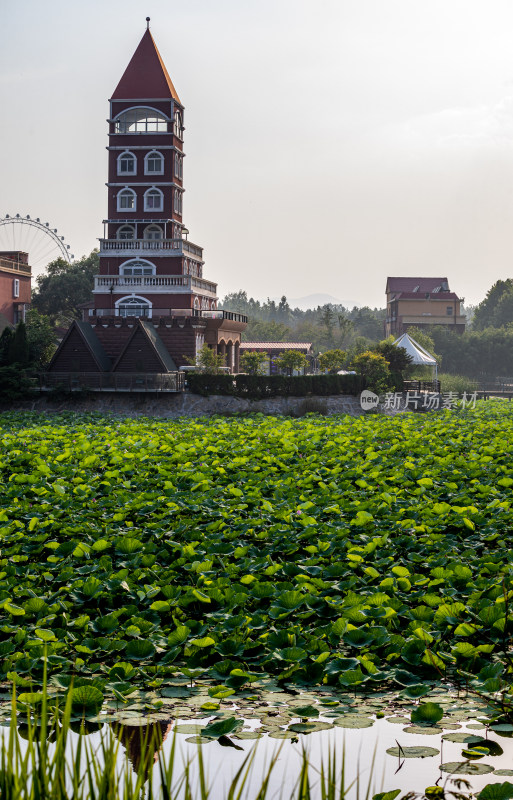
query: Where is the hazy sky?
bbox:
[2,0,513,308]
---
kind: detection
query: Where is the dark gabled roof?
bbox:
[75,321,112,371]
[111,28,181,103]
[49,321,112,372]
[139,319,177,371]
[112,319,177,372]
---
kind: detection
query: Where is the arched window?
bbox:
[143,225,163,241]
[193,297,200,310]
[116,296,152,318]
[173,111,183,138]
[114,107,168,133]
[120,259,156,276]
[117,188,136,212]
[174,154,183,179]
[117,225,136,240]
[144,150,164,175]
[173,190,183,215]
[117,151,136,175]
[183,259,188,274]
[144,187,164,212]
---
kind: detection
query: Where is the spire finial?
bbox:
[146,17,150,30]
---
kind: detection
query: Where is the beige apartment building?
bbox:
[385,277,466,338]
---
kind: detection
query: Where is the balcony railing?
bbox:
[99,238,203,260]
[36,372,185,393]
[0,258,31,274]
[93,274,218,296]
[88,308,248,323]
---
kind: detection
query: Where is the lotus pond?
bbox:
[2,404,513,795]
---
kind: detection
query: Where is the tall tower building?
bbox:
[50,22,247,377]
[94,22,217,317]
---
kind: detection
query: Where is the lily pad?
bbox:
[439,762,494,775]
[386,746,439,759]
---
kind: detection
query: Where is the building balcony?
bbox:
[88,308,248,323]
[93,274,217,297]
[400,314,466,326]
[0,257,32,275]
[99,238,203,260]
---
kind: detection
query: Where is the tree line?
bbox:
[12,249,513,380]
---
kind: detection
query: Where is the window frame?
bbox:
[114,106,169,134]
[117,224,136,240]
[143,224,164,241]
[117,151,137,176]
[144,150,164,176]
[13,278,19,298]
[115,295,153,318]
[119,258,156,277]
[117,188,137,212]
[144,187,164,212]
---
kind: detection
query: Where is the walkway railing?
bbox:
[403,379,441,393]
[36,372,185,393]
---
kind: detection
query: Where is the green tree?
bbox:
[321,305,335,342]
[188,344,225,374]
[240,350,268,375]
[337,314,354,345]
[374,339,412,374]
[243,319,292,342]
[273,350,308,376]
[25,309,56,368]
[473,279,513,330]
[32,250,99,323]
[0,327,14,367]
[7,321,29,366]
[351,351,391,393]
[319,349,347,373]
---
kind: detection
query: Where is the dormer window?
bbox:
[117,188,136,211]
[144,187,164,212]
[114,107,168,134]
[117,225,136,240]
[144,150,164,175]
[117,151,136,175]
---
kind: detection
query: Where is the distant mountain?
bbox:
[270,293,355,311]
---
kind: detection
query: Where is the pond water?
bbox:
[5,687,513,799]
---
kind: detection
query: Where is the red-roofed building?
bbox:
[50,21,246,380]
[385,277,466,337]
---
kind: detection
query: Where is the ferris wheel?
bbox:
[0,214,74,275]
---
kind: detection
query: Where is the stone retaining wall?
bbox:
[2,392,365,418]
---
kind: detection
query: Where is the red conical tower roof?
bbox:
[112,27,181,103]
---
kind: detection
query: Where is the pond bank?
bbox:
[1,392,367,417]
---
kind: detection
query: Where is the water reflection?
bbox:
[111,721,173,778]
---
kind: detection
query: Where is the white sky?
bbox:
[2,0,513,307]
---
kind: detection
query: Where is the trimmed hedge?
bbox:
[186,373,366,399]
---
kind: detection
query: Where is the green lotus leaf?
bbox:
[70,685,104,710]
[411,703,443,724]
[386,746,439,758]
[125,640,156,660]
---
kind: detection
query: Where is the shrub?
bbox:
[0,367,36,402]
[351,351,391,393]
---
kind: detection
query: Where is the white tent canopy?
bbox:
[393,333,438,378]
